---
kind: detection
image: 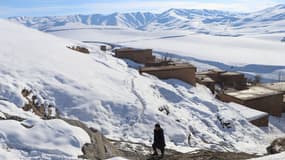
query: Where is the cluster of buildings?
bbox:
[112,46,285,127]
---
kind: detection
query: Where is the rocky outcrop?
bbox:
[267,137,285,154]
[110,139,258,160]
[21,89,59,119]
[61,118,122,160]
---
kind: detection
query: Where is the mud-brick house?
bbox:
[100,45,107,51]
[196,74,216,93]
[229,102,269,127]
[115,48,155,64]
[261,82,285,112]
[218,86,284,117]
[196,69,247,91]
[219,72,247,90]
[139,63,197,86]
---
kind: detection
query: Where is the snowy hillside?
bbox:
[0,18,282,158]
[8,4,285,37]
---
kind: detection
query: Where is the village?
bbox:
[98,45,285,128]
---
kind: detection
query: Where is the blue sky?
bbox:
[0,0,285,17]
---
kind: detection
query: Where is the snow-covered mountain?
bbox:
[1,18,283,159]
[8,4,285,35]
[9,12,158,31]
[146,8,240,31]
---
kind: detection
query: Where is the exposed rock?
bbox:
[61,118,122,160]
[267,137,285,154]
[110,139,258,160]
[162,150,257,160]
[2,112,25,121]
[21,89,59,119]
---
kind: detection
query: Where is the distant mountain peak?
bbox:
[8,4,285,34]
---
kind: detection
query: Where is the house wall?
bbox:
[218,93,284,117]
[221,75,247,90]
[100,45,107,51]
[250,115,269,127]
[115,49,155,64]
[141,68,196,86]
[200,72,247,90]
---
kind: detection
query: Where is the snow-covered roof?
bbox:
[228,102,268,121]
[225,86,283,101]
[261,82,285,92]
[196,74,215,83]
[220,71,244,76]
[198,69,225,75]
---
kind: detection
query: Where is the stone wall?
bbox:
[218,93,284,117]
[115,49,155,64]
[250,115,269,127]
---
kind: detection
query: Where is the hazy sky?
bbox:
[1,0,285,17]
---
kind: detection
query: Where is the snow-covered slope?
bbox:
[0,19,280,156]
[8,4,285,36]
[0,100,90,159]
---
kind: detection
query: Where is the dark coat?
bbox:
[153,128,165,148]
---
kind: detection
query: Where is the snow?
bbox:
[0,100,90,159]
[0,145,24,160]
[0,18,283,158]
[250,152,285,160]
[0,119,90,157]
[226,86,282,101]
[261,82,285,92]
[0,112,5,119]
[227,102,268,121]
[9,5,285,38]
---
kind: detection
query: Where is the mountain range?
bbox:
[8,4,285,35]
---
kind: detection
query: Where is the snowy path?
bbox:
[131,77,147,124]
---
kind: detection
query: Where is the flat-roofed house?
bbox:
[140,63,197,86]
[219,72,247,90]
[197,69,247,91]
[261,82,285,112]
[115,48,155,64]
[218,86,284,117]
